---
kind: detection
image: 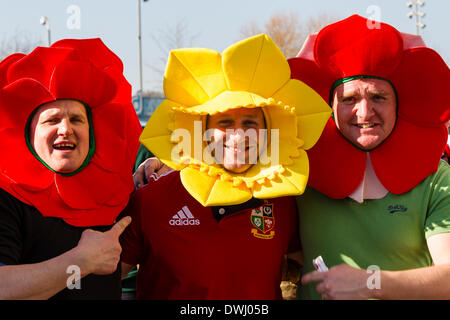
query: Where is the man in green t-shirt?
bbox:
[290,15,450,300]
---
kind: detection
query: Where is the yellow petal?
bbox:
[297,112,333,150]
[282,149,310,194]
[180,167,252,206]
[263,104,298,140]
[163,48,227,107]
[188,91,269,115]
[172,111,204,163]
[222,34,290,97]
[252,149,309,198]
[140,99,203,170]
[139,100,180,169]
[273,79,331,149]
[141,135,186,170]
[206,178,252,206]
[140,99,175,140]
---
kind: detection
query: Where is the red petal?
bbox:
[288,57,334,103]
[0,53,25,88]
[54,162,133,210]
[50,60,116,108]
[371,119,447,194]
[7,46,77,88]
[52,38,124,72]
[307,118,366,199]
[91,103,128,173]
[392,48,450,126]
[0,127,53,190]
[314,15,403,79]
[0,78,55,128]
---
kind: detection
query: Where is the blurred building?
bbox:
[132,95,165,127]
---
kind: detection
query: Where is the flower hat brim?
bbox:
[0,38,142,226]
[140,34,331,206]
[288,15,450,198]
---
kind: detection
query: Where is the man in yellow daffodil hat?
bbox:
[120,34,331,299]
[138,33,330,206]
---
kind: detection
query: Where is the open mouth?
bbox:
[53,142,76,150]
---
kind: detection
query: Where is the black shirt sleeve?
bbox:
[0,188,24,265]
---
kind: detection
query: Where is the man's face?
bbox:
[29,100,90,173]
[206,107,266,173]
[332,78,397,150]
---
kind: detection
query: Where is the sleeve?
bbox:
[424,162,450,238]
[287,197,302,254]
[0,189,24,265]
[120,190,147,266]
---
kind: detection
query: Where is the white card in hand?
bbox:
[312,256,328,272]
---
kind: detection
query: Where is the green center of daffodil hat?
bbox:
[140,34,331,206]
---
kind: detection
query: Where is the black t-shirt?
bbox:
[0,188,121,300]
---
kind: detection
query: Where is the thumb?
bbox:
[109,216,132,238]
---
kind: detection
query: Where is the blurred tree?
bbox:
[240,12,339,58]
[0,29,42,60]
[147,20,200,90]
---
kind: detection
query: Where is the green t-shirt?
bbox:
[297,161,450,300]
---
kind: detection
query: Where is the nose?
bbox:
[57,118,74,136]
[228,127,253,143]
[355,98,375,120]
[226,129,242,145]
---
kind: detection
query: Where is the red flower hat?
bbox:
[289,15,450,199]
[0,38,142,226]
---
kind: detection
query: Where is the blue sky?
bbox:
[0,0,448,94]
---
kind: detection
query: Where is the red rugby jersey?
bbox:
[120,170,298,300]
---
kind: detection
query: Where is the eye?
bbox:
[70,114,88,124]
[43,117,60,124]
[242,120,259,128]
[372,94,387,102]
[341,96,356,104]
[71,117,83,123]
[217,119,233,128]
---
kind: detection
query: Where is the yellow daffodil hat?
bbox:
[140,34,331,206]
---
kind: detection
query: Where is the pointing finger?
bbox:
[109,216,132,238]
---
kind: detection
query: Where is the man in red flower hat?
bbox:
[0,39,141,299]
[289,15,450,299]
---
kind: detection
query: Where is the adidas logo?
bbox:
[169,206,200,226]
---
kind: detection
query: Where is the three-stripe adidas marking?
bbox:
[169,206,200,226]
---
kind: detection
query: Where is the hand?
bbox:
[301,264,373,300]
[133,157,171,189]
[74,216,132,276]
